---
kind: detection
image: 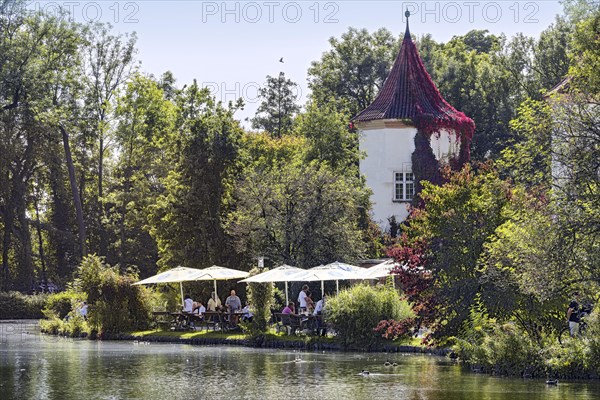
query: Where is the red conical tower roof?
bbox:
[353,12,474,140]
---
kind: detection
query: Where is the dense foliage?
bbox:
[0,291,46,319]
[40,255,155,336]
[244,267,275,334]
[325,284,413,349]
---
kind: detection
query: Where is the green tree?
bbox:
[227,159,367,268]
[308,27,399,117]
[498,99,553,189]
[394,165,512,338]
[0,3,82,290]
[149,81,243,270]
[108,73,176,274]
[294,101,360,172]
[79,23,137,257]
[251,72,299,138]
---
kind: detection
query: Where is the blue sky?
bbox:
[32,1,566,124]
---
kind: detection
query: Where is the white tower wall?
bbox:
[358,119,459,230]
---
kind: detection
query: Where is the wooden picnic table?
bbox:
[274,313,325,335]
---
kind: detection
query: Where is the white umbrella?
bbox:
[133,266,205,306]
[362,259,404,279]
[292,261,366,296]
[193,265,250,300]
[239,264,305,305]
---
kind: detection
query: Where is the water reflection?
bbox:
[1,321,599,399]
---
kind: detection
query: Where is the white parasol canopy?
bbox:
[132,266,205,306]
[361,259,404,279]
[239,264,305,304]
[292,261,367,296]
[193,265,250,300]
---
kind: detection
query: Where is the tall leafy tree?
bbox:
[0,3,82,289]
[227,159,367,268]
[390,165,512,338]
[149,81,243,270]
[308,27,399,117]
[294,101,360,172]
[80,24,137,256]
[251,72,299,138]
[109,73,175,274]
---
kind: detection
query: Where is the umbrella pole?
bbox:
[180,282,184,308]
[285,281,289,305]
[321,280,324,297]
[336,280,339,295]
[213,279,218,301]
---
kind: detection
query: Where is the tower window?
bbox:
[394,172,415,201]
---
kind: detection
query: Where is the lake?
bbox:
[1,321,599,399]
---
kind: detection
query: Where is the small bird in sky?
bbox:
[279,57,284,63]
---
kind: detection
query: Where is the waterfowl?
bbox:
[546,379,558,385]
[360,370,370,376]
[384,361,391,367]
[392,362,398,367]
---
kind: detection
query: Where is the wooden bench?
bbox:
[274,313,302,335]
[202,311,226,331]
[151,311,172,330]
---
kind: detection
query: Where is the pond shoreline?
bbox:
[33,317,449,355]
[116,332,450,355]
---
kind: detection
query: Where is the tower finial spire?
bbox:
[404,9,411,39]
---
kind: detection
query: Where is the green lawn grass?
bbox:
[127,326,418,348]
[128,327,337,343]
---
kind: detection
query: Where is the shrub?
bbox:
[0,291,47,319]
[325,284,414,348]
[42,291,80,320]
[453,309,545,377]
[40,315,89,337]
[245,267,274,334]
[543,339,589,378]
[585,311,600,375]
[453,307,600,379]
[71,255,153,334]
[480,323,543,376]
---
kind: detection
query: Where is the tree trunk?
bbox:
[60,125,87,257]
[98,133,108,256]
[48,147,72,277]
[1,208,13,289]
[15,190,34,292]
[34,196,47,288]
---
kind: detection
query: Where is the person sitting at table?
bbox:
[193,301,206,318]
[207,292,222,312]
[225,289,242,313]
[183,295,194,313]
[282,302,295,314]
[241,302,253,322]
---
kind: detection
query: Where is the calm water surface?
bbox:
[1,321,600,400]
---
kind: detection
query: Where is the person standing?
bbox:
[298,285,309,312]
[305,291,315,314]
[77,301,88,321]
[313,295,326,315]
[207,292,222,312]
[225,289,242,313]
[313,295,327,336]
